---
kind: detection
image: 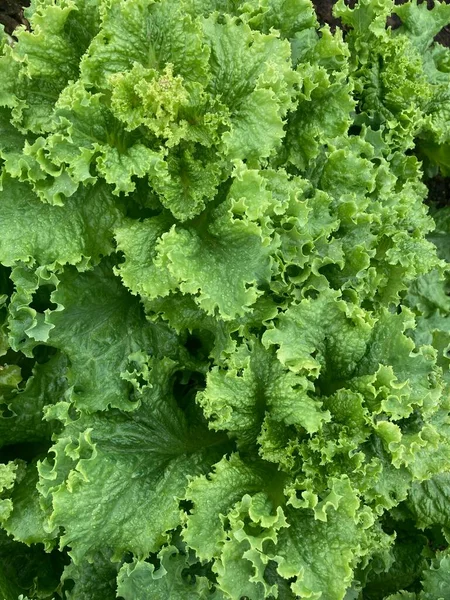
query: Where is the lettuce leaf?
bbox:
[1,0,450,597]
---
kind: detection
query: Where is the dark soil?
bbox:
[312,0,348,31]
[426,174,450,208]
[0,0,29,36]
[0,0,449,206]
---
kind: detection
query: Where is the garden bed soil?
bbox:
[0,0,29,36]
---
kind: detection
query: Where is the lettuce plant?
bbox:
[0,0,449,598]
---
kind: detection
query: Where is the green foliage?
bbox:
[0,0,449,598]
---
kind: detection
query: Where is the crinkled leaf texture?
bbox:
[1,0,450,598]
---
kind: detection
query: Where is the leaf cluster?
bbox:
[0,0,449,598]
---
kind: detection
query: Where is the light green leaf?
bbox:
[276,478,378,600]
[2,461,56,549]
[0,107,31,158]
[287,26,353,171]
[0,364,21,396]
[394,1,450,53]
[406,270,450,317]
[429,207,450,263]
[80,0,210,89]
[198,340,330,449]
[110,62,190,135]
[4,0,101,133]
[334,0,394,44]
[117,546,223,599]
[183,454,265,560]
[96,142,163,195]
[245,0,317,38]
[46,258,180,411]
[286,68,354,171]
[222,87,285,161]
[44,379,228,562]
[40,81,166,196]
[203,14,298,160]
[149,147,224,220]
[0,462,18,522]
[114,215,178,300]
[353,308,441,420]
[0,176,123,269]
[262,287,373,378]
[214,537,268,600]
[7,265,59,353]
[421,553,450,600]
[159,216,273,319]
[120,186,277,319]
[213,492,288,599]
[319,142,375,199]
[408,474,450,530]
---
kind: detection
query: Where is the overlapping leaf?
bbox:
[0,0,449,597]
